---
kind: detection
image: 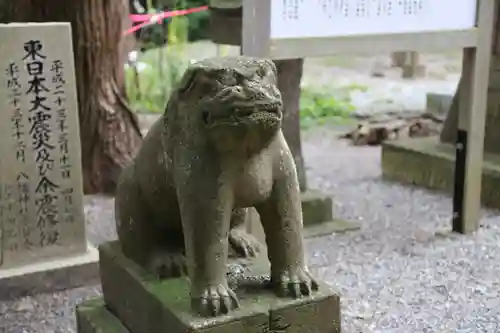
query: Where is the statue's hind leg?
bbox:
[115,166,187,278]
[229,208,262,258]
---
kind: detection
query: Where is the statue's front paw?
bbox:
[272,266,319,298]
[191,283,240,317]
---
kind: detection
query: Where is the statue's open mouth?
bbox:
[233,101,282,118]
[204,99,283,127]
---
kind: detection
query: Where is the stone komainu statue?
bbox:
[114,56,318,317]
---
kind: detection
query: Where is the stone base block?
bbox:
[382,136,500,209]
[247,190,360,248]
[96,241,341,333]
[0,243,99,300]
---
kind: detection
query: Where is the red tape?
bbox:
[124,6,208,36]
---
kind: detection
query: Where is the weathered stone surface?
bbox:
[381,136,500,209]
[97,241,340,333]
[0,22,98,298]
[0,23,88,269]
[0,243,98,300]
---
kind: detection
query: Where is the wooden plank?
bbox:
[264,29,478,59]
[453,0,497,234]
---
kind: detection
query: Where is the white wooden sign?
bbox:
[243,0,480,59]
[271,0,477,39]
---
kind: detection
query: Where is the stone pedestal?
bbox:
[382,137,500,209]
[76,241,341,333]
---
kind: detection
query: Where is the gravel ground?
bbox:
[2,127,500,333]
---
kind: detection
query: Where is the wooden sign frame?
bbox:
[242,0,497,233]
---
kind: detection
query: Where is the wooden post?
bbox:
[452,0,496,233]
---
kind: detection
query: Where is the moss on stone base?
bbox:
[382,136,500,209]
[95,241,341,333]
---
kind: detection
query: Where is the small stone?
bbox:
[15,297,35,312]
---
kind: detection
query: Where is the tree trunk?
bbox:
[8,0,143,194]
[274,59,308,192]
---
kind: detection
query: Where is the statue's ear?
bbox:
[258,59,277,81]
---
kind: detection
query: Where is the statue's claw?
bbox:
[191,283,240,317]
[272,267,319,298]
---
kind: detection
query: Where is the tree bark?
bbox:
[274,59,308,192]
[8,0,143,194]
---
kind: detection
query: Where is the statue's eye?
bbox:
[199,81,219,95]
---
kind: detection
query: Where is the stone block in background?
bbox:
[382,136,500,210]
[402,63,426,79]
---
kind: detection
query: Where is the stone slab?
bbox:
[0,23,88,269]
[0,243,99,300]
[381,136,500,209]
[98,241,341,333]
